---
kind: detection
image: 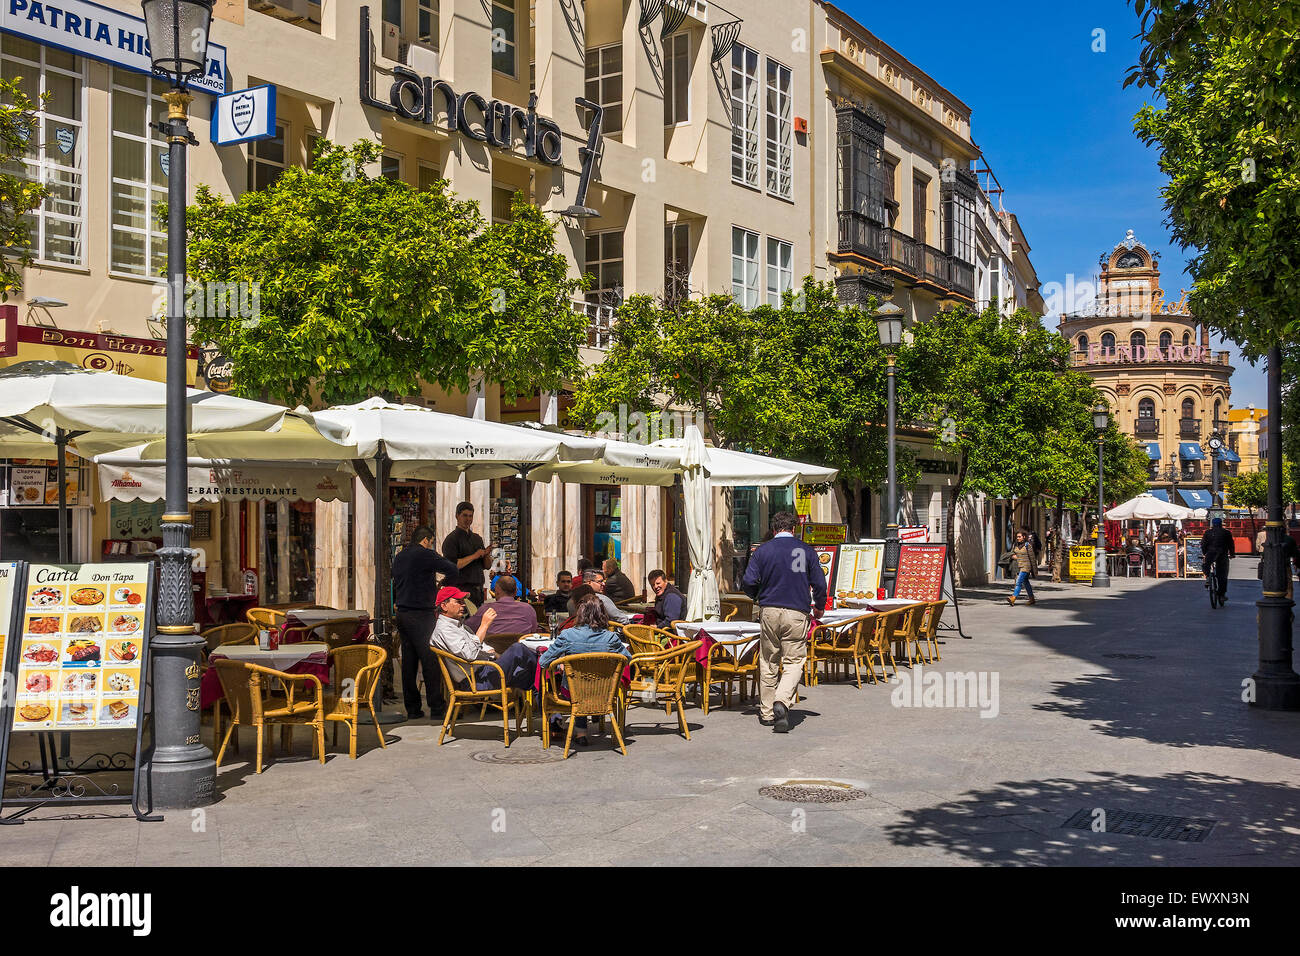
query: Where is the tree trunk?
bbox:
[943,450,968,585]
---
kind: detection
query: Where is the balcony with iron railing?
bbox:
[1179,418,1201,439]
[836,211,975,301]
[1134,418,1160,437]
[1070,349,1233,369]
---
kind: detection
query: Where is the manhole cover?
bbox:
[1062,808,1215,842]
[471,749,568,765]
[758,779,868,804]
[1103,653,1155,660]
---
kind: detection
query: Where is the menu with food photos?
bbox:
[894,544,949,602]
[10,563,151,733]
[834,541,886,599]
[0,563,19,681]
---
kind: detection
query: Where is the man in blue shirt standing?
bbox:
[741,511,826,733]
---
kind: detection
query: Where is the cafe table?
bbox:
[281,608,371,645]
[199,641,330,710]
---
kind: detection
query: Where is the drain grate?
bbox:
[1062,808,1215,842]
[471,749,568,765]
[1103,653,1156,660]
[759,779,868,804]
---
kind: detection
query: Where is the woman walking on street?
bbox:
[1005,531,1037,606]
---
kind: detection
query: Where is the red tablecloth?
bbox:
[200,653,330,710]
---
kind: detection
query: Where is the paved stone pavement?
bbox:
[3,560,1298,866]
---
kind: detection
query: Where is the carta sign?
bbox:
[0,0,228,95]
[358,5,602,203]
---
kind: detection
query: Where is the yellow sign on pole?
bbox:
[1068,544,1096,581]
[794,486,812,518]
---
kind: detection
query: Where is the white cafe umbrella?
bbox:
[1103,492,1195,522]
[310,398,606,480]
[529,435,686,486]
[647,437,839,487]
[97,445,352,504]
[0,360,296,561]
[681,425,721,622]
[135,408,358,462]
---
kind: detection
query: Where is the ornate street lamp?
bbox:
[1207,418,1227,523]
[1092,402,1111,588]
[142,0,217,809]
[874,300,905,591]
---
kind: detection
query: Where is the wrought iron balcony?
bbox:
[1179,418,1201,438]
[836,211,974,300]
[1134,418,1160,436]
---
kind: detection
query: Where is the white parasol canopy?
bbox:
[681,425,721,622]
[1104,492,1195,522]
[648,437,839,487]
[97,446,352,503]
[529,435,686,486]
[134,408,358,462]
[308,398,606,480]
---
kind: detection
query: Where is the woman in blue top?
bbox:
[540,595,628,746]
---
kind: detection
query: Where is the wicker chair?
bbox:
[701,636,760,713]
[624,640,701,740]
[541,653,628,758]
[719,601,740,621]
[917,600,947,663]
[200,623,256,660]
[431,647,524,748]
[324,645,387,758]
[282,616,367,650]
[622,623,672,656]
[246,607,287,630]
[866,610,902,682]
[806,616,873,687]
[893,603,927,665]
[212,660,325,774]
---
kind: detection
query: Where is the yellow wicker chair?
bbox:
[246,607,287,630]
[918,600,947,662]
[867,610,902,682]
[324,645,388,758]
[720,601,740,621]
[541,653,628,758]
[700,635,759,714]
[212,660,325,774]
[431,647,524,748]
[622,623,672,656]
[624,640,701,740]
[282,616,368,651]
[806,616,874,687]
[893,603,927,665]
[200,623,256,659]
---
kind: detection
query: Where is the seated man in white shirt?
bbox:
[430,586,535,691]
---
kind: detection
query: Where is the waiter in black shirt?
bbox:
[443,500,491,607]
[392,524,459,720]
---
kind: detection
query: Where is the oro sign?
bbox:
[211,85,277,146]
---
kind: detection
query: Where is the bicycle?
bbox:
[1205,557,1221,609]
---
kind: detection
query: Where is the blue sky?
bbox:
[837,0,1267,409]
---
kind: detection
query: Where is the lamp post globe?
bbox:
[1092,402,1111,589]
[872,299,905,591]
[141,0,217,809]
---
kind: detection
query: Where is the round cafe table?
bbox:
[199,642,330,710]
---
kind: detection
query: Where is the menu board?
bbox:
[10,466,46,506]
[834,542,885,599]
[1183,536,1204,576]
[1068,545,1095,581]
[1155,542,1180,576]
[11,563,151,733]
[894,543,948,602]
[812,545,838,611]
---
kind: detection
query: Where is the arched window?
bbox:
[1130,330,1146,351]
[1101,331,1116,351]
[1138,398,1156,419]
[1077,333,1089,351]
[1159,330,1173,352]
[1181,398,1196,420]
[1182,331,1192,347]
[1213,400,1222,429]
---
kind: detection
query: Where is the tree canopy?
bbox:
[1226,466,1299,509]
[0,76,49,300]
[185,139,586,406]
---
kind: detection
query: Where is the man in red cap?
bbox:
[431,586,536,691]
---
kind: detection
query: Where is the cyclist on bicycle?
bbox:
[1201,517,1236,605]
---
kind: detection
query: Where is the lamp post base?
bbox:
[1092,571,1111,588]
[1251,596,1300,711]
[146,634,216,809]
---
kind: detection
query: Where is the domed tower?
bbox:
[1058,230,1236,505]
